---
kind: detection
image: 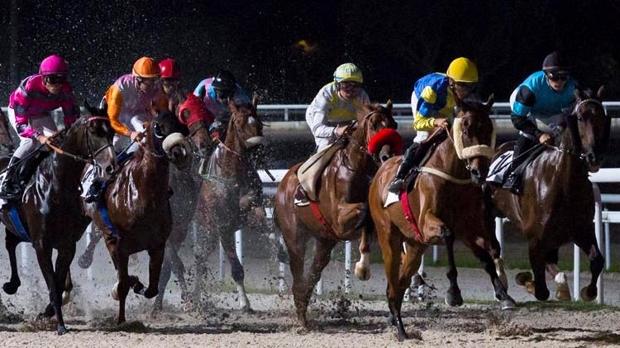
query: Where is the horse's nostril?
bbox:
[106,165,114,174]
[471,168,480,178]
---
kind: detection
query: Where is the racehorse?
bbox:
[0,103,115,334]
[368,95,514,341]
[274,102,400,328]
[487,87,609,302]
[192,98,268,312]
[82,110,191,324]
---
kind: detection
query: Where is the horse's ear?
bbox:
[484,93,495,109]
[574,88,586,101]
[252,94,259,109]
[596,85,605,100]
[386,99,393,112]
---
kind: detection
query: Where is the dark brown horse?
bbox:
[487,87,609,302]
[82,110,191,324]
[369,96,514,341]
[274,102,399,328]
[0,104,115,334]
[192,99,267,312]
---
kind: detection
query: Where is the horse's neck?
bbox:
[544,130,588,185]
[342,130,372,170]
[425,139,467,177]
[50,135,85,185]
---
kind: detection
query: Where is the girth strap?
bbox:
[399,191,423,243]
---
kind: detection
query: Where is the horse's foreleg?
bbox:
[354,227,371,281]
[282,226,308,327]
[464,237,516,310]
[574,232,604,302]
[3,234,21,295]
[167,243,189,302]
[62,270,73,305]
[33,244,67,334]
[527,242,550,301]
[78,226,102,269]
[154,244,173,311]
[115,252,130,324]
[144,246,165,299]
[51,244,75,333]
[377,226,407,341]
[221,230,252,312]
[303,238,336,310]
[444,226,463,307]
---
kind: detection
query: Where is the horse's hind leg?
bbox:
[78,226,102,269]
[3,234,21,295]
[543,249,571,301]
[220,230,252,312]
[444,227,463,307]
[574,231,604,302]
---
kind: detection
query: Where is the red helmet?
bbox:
[159,58,181,79]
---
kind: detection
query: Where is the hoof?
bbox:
[499,297,517,310]
[515,271,533,286]
[57,324,68,335]
[535,287,550,301]
[62,291,71,305]
[354,262,371,281]
[241,304,254,314]
[555,283,572,301]
[445,288,463,307]
[580,286,597,302]
[3,281,20,295]
[396,329,408,342]
[111,282,119,301]
[77,254,93,269]
[143,287,158,299]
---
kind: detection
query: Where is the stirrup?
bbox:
[294,186,310,207]
[388,178,405,194]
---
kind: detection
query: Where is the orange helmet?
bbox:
[132,57,160,78]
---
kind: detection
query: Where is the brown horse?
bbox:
[83,110,191,324]
[0,104,116,334]
[274,102,399,328]
[487,87,609,302]
[369,96,514,341]
[192,99,267,312]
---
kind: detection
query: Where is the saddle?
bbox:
[297,142,344,201]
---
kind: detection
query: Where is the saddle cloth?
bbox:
[298,143,342,201]
[486,151,513,184]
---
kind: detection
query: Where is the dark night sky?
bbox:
[0,0,619,105]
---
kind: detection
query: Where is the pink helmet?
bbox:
[39,54,69,76]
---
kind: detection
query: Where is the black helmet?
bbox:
[212,70,236,92]
[542,51,571,73]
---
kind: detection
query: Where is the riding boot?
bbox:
[17,150,48,189]
[502,136,534,194]
[84,178,105,203]
[0,156,23,200]
[388,142,420,193]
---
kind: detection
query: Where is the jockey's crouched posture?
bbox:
[295,63,370,206]
[0,54,79,200]
[388,57,479,193]
[502,51,577,194]
[83,56,167,202]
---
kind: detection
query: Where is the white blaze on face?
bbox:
[245,136,266,148]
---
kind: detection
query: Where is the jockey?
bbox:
[388,57,479,193]
[502,51,577,193]
[294,63,370,206]
[82,57,166,203]
[104,56,167,151]
[0,54,80,200]
[305,63,370,151]
[193,70,251,139]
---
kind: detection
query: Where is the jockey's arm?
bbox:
[413,85,442,132]
[510,85,543,138]
[10,93,37,138]
[306,107,336,140]
[105,85,131,137]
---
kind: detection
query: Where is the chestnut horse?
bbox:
[487,87,609,302]
[274,102,399,328]
[82,110,191,324]
[192,99,268,312]
[0,104,115,334]
[369,96,514,341]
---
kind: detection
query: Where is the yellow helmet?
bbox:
[132,57,160,78]
[446,57,479,83]
[333,63,363,84]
